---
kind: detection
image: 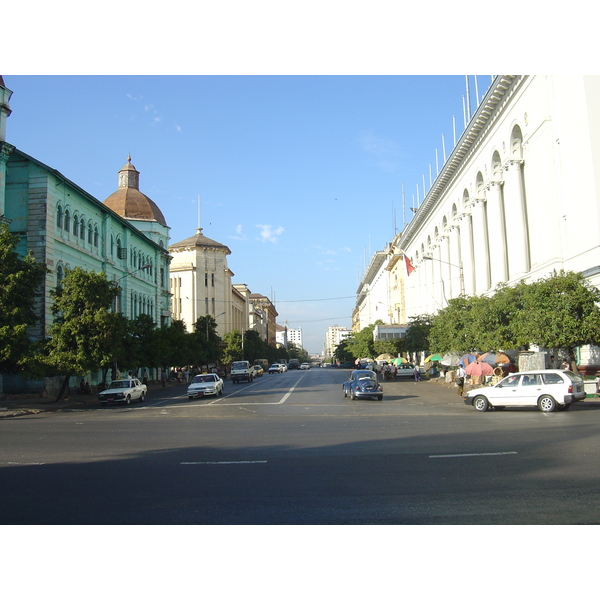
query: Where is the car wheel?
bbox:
[343,387,347,397]
[538,395,557,412]
[125,395,131,405]
[140,392,145,403]
[378,395,383,401]
[350,389,356,401]
[473,395,489,412]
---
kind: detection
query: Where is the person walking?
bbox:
[413,365,421,383]
[456,365,467,396]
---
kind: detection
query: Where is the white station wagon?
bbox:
[464,369,586,412]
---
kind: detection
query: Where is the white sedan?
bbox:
[99,379,147,406]
[187,373,224,398]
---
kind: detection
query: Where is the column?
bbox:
[504,160,530,279]
[449,225,462,299]
[486,180,508,287]
[471,196,491,294]
[459,211,475,296]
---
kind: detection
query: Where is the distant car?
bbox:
[464,369,586,412]
[99,379,147,406]
[280,363,288,372]
[251,365,264,377]
[230,360,253,384]
[343,370,383,401]
[187,373,224,398]
[392,364,425,379]
[300,363,311,370]
[268,364,283,374]
[339,362,354,369]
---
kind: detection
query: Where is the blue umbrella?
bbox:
[458,353,478,367]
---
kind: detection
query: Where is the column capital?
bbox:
[0,141,15,164]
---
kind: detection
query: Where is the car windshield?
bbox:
[109,381,131,389]
[354,372,376,381]
[232,362,248,369]
[192,375,215,383]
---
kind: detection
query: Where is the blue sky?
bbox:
[5,74,493,352]
[3,3,590,354]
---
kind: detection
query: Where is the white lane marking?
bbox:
[429,451,518,459]
[208,374,307,406]
[4,462,46,465]
[180,461,268,465]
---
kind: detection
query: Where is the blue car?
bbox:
[342,370,383,401]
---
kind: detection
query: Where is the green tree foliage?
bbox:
[0,224,48,374]
[333,335,354,363]
[222,329,243,364]
[157,319,189,368]
[189,315,221,366]
[428,271,600,368]
[43,267,124,397]
[349,322,379,359]
[405,315,433,356]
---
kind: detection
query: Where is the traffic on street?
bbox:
[3,366,600,525]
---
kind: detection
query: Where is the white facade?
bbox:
[324,325,352,358]
[387,75,600,367]
[287,327,303,349]
[169,228,237,336]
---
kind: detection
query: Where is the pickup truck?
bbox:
[98,379,147,406]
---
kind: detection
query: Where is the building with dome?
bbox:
[0,76,171,392]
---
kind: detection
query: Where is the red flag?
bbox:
[404,255,415,276]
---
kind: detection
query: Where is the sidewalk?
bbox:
[0,381,171,419]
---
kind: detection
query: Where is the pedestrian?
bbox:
[456,365,467,396]
[413,365,421,383]
[161,370,167,388]
[142,369,148,385]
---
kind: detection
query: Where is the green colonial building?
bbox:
[0,76,171,394]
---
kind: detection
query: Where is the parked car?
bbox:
[268,364,282,374]
[342,370,383,401]
[464,369,586,412]
[251,364,264,377]
[187,373,224,398]
[300,363,311,370]
[99,379,147,406]
[394,363,416,378]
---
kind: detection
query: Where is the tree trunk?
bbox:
[55,375,70,402]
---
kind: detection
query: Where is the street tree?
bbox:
[405,314,433,362]
[222,329,243,364]
[44,267,124,400]
[0,224,48,375]
[518,271,600,371]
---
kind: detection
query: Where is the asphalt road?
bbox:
[2,367,600,524]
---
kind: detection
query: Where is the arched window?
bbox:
[56,205,63,229]
[88,221,93,244]
[117,238,122,259]
[56,264,64,286]
[110,236,114,256]
[80,217,85,240]
[94,226,99,247]
[64,210,71,232]
[73,214,79,237]
[511,125,523,159]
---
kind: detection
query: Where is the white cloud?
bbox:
[256,224,284,243]
[230,224,247,241]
